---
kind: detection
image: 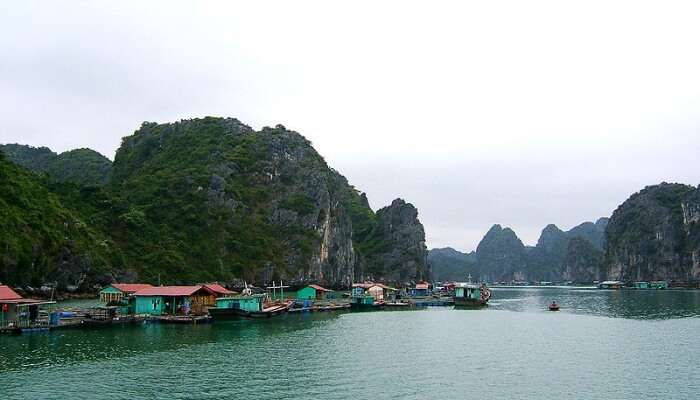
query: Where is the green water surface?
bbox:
[1,288,698,399]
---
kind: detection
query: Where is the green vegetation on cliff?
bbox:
[604,183,700,283]
[0,144,112,186]
[0,152,117,287]
[1,117,429,289]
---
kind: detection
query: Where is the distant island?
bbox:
[430,183,700,286]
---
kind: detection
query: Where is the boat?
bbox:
[81,306,118,327]
[548,302,560,311]
[350,294,385,311]
[597,280,623,289]
[208,294,293,320]
[453,281,491,307]
[350,283,395,311]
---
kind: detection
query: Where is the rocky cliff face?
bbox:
[475,224,527,282]
[1,117,429,289]
[526,219,608,282]
[563,237,603,283]
[428,247,477,281]
[568,218,609,250]
[0,151,118,290]
[604,183,700,283]
[431,218,609,283]
[110,118,380,286]
[367,199,429,282]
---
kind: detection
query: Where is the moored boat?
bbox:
[350,283,394,311]
[453,282,491,307]
[208,294,293,320]
[350,295,385,311]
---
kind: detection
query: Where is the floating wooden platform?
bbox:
[288,303,350,313]
[150,315,212,324]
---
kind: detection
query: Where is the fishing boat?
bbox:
[453,281,491,307]
[208,283,293,321]
[350,295,385,310]
[208,294,293,319]
[350,283,392,310]
[208,281,294,320]
[548,302,560,311]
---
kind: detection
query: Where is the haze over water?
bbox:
[2,289,698,400]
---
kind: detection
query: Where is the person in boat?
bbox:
[550,301,558,308]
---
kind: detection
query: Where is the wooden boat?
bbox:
[453,282,491,307]
[548,303,560,311]
[350,295,385,311]
[208,294,293,320]
[81,306,118,327]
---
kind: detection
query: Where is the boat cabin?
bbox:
[133,286,216,316]
[410,282,431,297]
[214,295,264,312]
[296,284,334,301]
[650,281,668,289]
[633,281,649,289]
[454,283,482,301]
[598,281,623,289]
[352,283,396,301]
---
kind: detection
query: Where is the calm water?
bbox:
[1,288,698,400]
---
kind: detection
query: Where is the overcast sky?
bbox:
[2,1,699,251]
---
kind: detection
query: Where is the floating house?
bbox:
[633,281,649,289]
[598,281,623,289]
[203,283,235,299]
[352,283,396,301]
[296,284,334,301]
[0,285,54,330]
[650,281,669,289]
[410,282,431,297]
[99,283,154,304]
[453,282,490,306]
[133,286,217,316]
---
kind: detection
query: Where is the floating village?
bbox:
[0,277,672,334]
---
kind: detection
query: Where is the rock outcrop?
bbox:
[428,247,477,281]
[474,224,528,282]
[604,183,700,283]
[563,237,604,283]
[0,151,117,290]
[368,199,429,282]
[431,218,609,283]
[0,144,112,185]
[1,117,429,289]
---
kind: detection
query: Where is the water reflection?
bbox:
[0,311,346,373]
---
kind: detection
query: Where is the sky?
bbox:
[2,1,700,251]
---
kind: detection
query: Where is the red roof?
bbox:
[134,285,214,297]
[0,285,22,300]
[308,284,332,292]
[111,283,154,293]
[415,283,429,290]
[203,283,234,295]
